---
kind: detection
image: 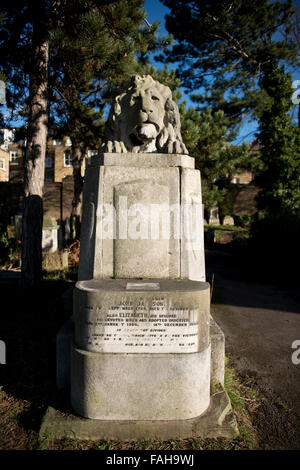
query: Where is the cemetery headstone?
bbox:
[208,206,220,225]
[64,217,71,242]
[14,215,22,240]
[223,215,235,226]
[42,216,59,252]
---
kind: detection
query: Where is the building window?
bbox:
[45,156,53,168]
[0,158,5,170]
[64,152,73,167]
[9,151,19,165]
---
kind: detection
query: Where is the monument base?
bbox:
[39,388,238,441]
[70,278,212,420]
[56,316,225,390]
[53,278,236,440]
[71,345,211,420]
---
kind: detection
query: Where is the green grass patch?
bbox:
[40,358,261,451]
[205,225,246,232]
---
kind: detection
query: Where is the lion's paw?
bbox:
[166,140,188,154]
[106,140,127,153]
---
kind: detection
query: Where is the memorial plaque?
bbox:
[126,282,160,290]
[74,279,210,354]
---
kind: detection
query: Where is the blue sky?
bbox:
[3,0,299,144]
[144,0,299,144]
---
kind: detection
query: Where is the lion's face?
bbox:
[105,75,188,155]
[126,85,166,150]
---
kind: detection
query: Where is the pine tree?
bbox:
[248,63,300,281]
[143,64,259,211]
[49,0,159,236]
[0,1,159,283]
[158,0,298,124]
[256,62,300,216]
[0,1,54,287]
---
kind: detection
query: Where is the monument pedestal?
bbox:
[50,279,239,441]
[71,279,211,420]
[50,147,238,440]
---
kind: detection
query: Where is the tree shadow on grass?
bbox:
[0,278,74,437]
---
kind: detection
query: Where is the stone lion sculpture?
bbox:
[103,75,188,154]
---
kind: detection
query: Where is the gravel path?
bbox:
[206,250,300,449]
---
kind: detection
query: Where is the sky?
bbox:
[2,0,299,144]
[144,0,299,144]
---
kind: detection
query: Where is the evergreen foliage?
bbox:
[159,0,298,125]
[48,1,160,228]
[143,65,260,210]
[256,62,300,216]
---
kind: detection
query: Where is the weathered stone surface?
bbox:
[208,207,220,226]
[103,75,188,155]
[74,279,210,354]
[14,215,22,240]
[113,172,179,279]
[79,164,181,280]
[56,74,232,438]
[42,216,59,252]
[78,154,206,282]
[210,316,225,386]
[56,304,227,391]
[40,389,239,441]
[96,152,194,169]
[223,215,235,226]
[181,168,205,282]
[56,308,226,391]
[71,344,211,420]
[71,279,211,420]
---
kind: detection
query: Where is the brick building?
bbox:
[8,143,24,182]
[6,137,97,183]
[231,170,254,184]
[0,148,9,182]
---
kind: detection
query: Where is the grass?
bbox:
[223,358,261,449]
[0,269,267,451]
[0,346,262,450]
[205,225,246,232]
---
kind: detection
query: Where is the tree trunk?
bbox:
[21,38,49,288]
[71,144,84,240]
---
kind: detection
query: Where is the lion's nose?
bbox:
[141,97,153,114]
[142,107,152,114]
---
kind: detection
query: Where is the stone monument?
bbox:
[46,75,237,441]
[42,216,59,253]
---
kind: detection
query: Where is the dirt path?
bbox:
[206,250,300,449]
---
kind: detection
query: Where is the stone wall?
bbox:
[233,184,259,215]
[43,176,74,220]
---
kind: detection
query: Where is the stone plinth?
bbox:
[71,279,211,421]
[40,389,239,441]
[78,153,205,282]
